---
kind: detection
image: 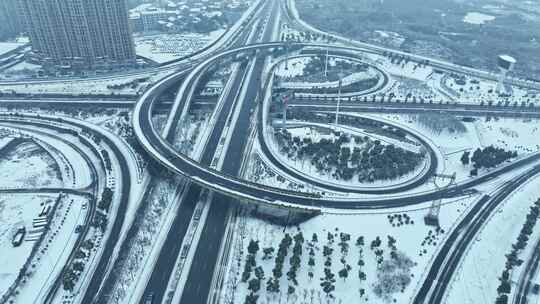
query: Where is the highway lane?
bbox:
[0,98,136,107]
[33,116,134,304]
[413,165,540,304]
[176,1,282,303]
[514,233,540,304]
[139,59,252,304]
[290,98,540,114]
[92,1,270,303]
[289,103,540,119]
[65,122,132,304]
[179,193,231,304]
[139,4,269,300]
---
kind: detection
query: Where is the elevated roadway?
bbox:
[134,41,540,210]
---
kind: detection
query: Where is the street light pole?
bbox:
[285,42,290,70]
[324,48,329,78]
[335,73,344,129]
[282,94,288,128]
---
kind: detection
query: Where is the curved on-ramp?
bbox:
[256,52,439,195]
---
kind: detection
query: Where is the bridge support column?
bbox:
[241,201,320,226]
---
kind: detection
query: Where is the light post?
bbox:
[285,41,291,71]
[335,72,344,130]
[282,93,289,128]
[324,48,329,78]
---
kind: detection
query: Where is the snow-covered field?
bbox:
[275,56,382,89]
[360,52,433,83]
[360,52,540,106]
[442,75,539,105]
[0,139,62,189]
[372,113,540,182]
[135,30,225,64]
[0,70,172,96]
[275,57,309,79]
[221,194,477,304]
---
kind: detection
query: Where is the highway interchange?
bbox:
[3,0,540,303]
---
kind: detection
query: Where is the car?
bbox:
[144,292,154,304]
[533,284,540,295]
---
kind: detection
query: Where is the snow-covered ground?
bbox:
[371,113,540,182]
[173,112,211,157]
[0,62,42,81]
[362,53,433,83]
[463,12,496,25]
[0,70,172,96]
[442,75,540,105]
[280,24,329,44]
[280,70,381,90]
[359,52,540,106]
[0,139,62,189]
[268,124,428,190]
[0,123,98,190]
[245,151,312,193]
[220,194,478,304]
[135,30,225,64]
[275,56,382,88]
[0,42,25,56]
[274,57,309,79]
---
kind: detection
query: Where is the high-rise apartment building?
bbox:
[0,0,22,40]
[18,0,136,70]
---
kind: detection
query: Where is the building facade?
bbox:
[0,0,22,40]
[18,0,136,70]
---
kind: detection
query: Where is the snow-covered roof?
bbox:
[499,55,517,63]
[204,11,222,17]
